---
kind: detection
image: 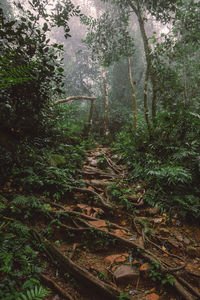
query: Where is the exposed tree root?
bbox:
[145,234,186,263]
[32,206,196,300]
[101,150,125,175]
[177,276,200,298]
[79,170,123,179]
[48,202,130,233]
[186,270,200,278]
[70,186,112,209]
[40,273,74,300]
[173,278,197,300]
[47,207,186,274]
[61,216,186,274]
[31,229,121,300]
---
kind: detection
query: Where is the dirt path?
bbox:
[36,147,200,300]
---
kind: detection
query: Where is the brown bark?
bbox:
[127,57,137,132]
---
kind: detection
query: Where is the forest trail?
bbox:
[36,147,200,300]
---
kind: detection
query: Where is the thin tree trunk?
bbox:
[127,57,137,132]
[100,65,109,136]
[128,0,157,123]
[86,99,95,135]
[183,56,188,107]
[144,65,151,135]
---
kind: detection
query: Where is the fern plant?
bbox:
[0,50,37,88]
[147,165,192,185]
[0,219,44,299]
[17,285,50,300]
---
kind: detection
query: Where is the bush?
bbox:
[113,110,200,219]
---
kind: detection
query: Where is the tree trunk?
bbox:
[86,99,95,135]
[128,0,157,123]
[143,65,151,135]
[100,65,109,136]
[127,57,137,132]
[183,56,188,107]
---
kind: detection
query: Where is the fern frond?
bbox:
[0,50,38,88]
[147,165,192,185]
[17,285,50,300]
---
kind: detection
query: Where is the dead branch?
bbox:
[54,96,96,105]
[40,273,74,300]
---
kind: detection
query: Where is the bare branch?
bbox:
[54,96,96,105]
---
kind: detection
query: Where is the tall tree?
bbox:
[82,4,137,133]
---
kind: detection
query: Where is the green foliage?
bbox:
[0,51,37,88]
[0,0,81,147]
[113,109,200,219]
[107,181,139,212]
[48,154,66,167]
[148,260,174,285]
[119,292,130,300]
[5,141,86,199]
[172,195,200,219]
[10,195,45,220]
[17,285,50,300]
[0,220,44,299]
[82,6,134,66]
[147,165,192,185]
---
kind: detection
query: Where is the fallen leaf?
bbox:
[121,221,126,226]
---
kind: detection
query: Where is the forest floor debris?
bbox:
[33,146,200,299]
[2,147,200,300]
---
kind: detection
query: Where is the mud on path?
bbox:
[34,147,200,300]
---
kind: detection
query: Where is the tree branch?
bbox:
[54,96,96,105]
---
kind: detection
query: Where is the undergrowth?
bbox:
[0,215,49,300]
[113,110,200,220]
